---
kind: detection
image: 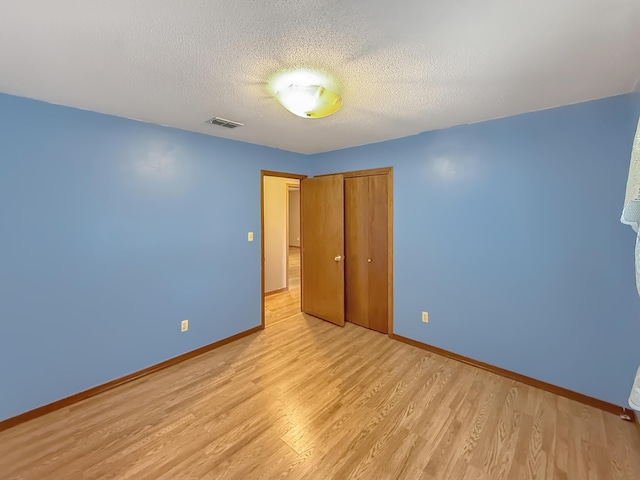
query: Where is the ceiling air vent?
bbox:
[206,117,244,129]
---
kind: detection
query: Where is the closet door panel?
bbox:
[368,175,389,334]
[301,174,345,326]
[345,176,369,328]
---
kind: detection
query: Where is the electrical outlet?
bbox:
[422,311,429,323]
[181,319,189,332]
[247,232,254,242]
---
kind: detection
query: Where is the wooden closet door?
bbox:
[367,175,389,334]
[301,174,345,326]
[345,174,389,333]
[345,177,369,328]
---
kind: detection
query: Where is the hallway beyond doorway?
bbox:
[265,246,300,327]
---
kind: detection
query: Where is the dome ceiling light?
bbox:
[270,69,342,119]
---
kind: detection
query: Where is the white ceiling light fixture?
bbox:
[270,68,342,119]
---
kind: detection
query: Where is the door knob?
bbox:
[368,258,372,263]
[334,255,342,262]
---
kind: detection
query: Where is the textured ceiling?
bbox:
[0,1,639,154]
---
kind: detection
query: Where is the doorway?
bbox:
[260,167,393,336]
[261,170,307,328]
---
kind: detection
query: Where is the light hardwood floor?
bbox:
[2,316,640,479]
[265,246,301,327]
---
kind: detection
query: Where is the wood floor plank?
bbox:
[264,247,301,328]
[2,312,639,479]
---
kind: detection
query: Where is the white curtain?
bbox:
[622,116,640,412]
[621,116,640,296]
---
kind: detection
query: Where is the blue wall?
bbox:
[2,92,639,421]
[0,94,308,421]
[312,94,640,407]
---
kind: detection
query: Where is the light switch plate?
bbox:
[248,232,254,242]
[422,312,429,323]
